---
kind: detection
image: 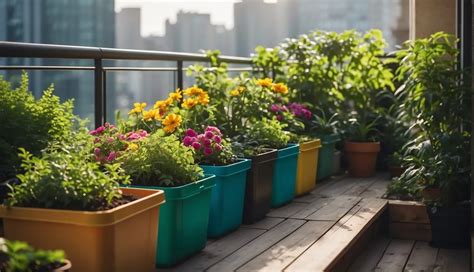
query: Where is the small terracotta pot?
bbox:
[344,141,380,177]
[54,260,72,272]
[422,187,442,201]
[389,166,405,178]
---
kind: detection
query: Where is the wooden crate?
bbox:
[388,200,431,241]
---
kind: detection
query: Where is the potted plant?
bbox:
[182,126,251,238]
[387,152,405,178]
[0,238,71,271]
[392,32,470,248]
[0,74,76,199]
[0,131,165,272]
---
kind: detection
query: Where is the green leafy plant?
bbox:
[0,238,66,272]
[310,110,339,137]
[252,46,287,80]
[344,114,380,142]
[119,133,203,187]
[246,118,290,149]
[6,130,129,211]
[0,73,77,181]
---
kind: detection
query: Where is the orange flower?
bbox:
[272,83,289,95]
[257,78,273,88]
[142,109,159,121]
[168,89,182,102]
[182,98,198,109]
[162,113,182,133]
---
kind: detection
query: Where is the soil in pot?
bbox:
[344,141,380,177]
[242,149,277,224]
[427,202,470,249]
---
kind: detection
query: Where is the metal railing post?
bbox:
[177,60,184,90]
[94,59,105,128]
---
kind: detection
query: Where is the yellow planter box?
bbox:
[295,139,321,196]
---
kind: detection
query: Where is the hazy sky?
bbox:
[115,0,240,37]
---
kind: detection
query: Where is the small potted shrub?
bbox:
[311,110,340,181]
[0,238,71,271]
[183,126,251,238]
[0,131,165,272]
[387,152,405,178]
[118,132,215,267]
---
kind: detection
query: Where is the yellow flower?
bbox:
[128,102,147,115]
[182,98,198,109]
[168,89,182,102]
[272,83,289,95]
[142,109,159,121]
[197,92,210,105]
[183,86,205,96]
[257,78,273,88]
[153,99,171,112]
[127,143,139,151]
[162,113,182,133]
[230,89,240,96]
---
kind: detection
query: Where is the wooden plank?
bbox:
[343,177,378,196]
[389,222,431,241]
[290,196,333,219]
[388,200,429,224]
[293,191,323,203]
[238,221,334,271]
[305,196,361,221]
[360,179,390,199]
[404,241,438,271]
[374,239,414,272]
[316,177,360,197]
[433,248,470,272]
[166,228,265,272]
[267,202,308,218]
[208,219,305,272]
[242,217,284,230]
[347,236,391,272]
[286,198,388,271]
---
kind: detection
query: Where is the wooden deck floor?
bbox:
[159,174,467,272]
[348,237,470,272]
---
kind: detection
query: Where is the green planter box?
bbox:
[271,144,299,208]
[201,159,251,238]
[317,134,340,180]
[131,175,216,268]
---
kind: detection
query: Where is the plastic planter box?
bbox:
[317,134,340,180]
[201,159,251,238]
[295,139,321,196]
[242,149,278,224]
[0,187,165,272]
[131,175,216,267]
[271,144,299,208]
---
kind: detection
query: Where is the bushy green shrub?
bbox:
[247,118,290,149]
[0,238,66,272]
[6,131,129,211]
[120,133,203,187]
[0,74,76,181]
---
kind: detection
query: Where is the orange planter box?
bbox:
[0,187,165,272]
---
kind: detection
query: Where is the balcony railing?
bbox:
[0,41,253,128]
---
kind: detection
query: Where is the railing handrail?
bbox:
[0,41,252,64]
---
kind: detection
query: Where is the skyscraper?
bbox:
[0,0,115,120]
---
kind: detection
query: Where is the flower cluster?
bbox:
[90,123,148,164]
[270,104,289,121]
[256,78,289,95]
[230,86,246,97]
[182,86,210,109]
[288,103,312,120]
[182,126,235,165]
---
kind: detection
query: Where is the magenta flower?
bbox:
[95,126,105,134]
[119,134,126,141]
[94,147,101,156]
[106,137,114,143]
[106,151,117,162]
[203,138,212,147]
[186,128,198,137]
[213,135,222,144]
[205,126,221,134]
[277,115,283,121]
[270,104,281,112]
[192,142,202,150]
[183,136,194,146]
[127,133,140,141]
[203,147,213,156]
[205,131,214,139]
[214,144,222,151]
[138,130,149,138]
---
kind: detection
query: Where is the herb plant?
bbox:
[246,118,290,149]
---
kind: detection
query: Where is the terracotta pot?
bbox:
[422,187,442,201]
[54,259,72,271]
[0,187,165,272]
[389,166,405,178]
[344,141,380,177]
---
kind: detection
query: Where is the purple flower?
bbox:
[205,131,214,139]
[94,147,101,156]
[183,136,194,146]
[270,104,281,112]
[213,135,222,144]
[203,138,212,147]
[192,142,202,150]
[302,109,312,120]
[106,151,117,162]
[185,128,198,137]
[203,147,213,156]
[214,144,222,151]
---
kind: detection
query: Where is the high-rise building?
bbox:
[0,0,115,120]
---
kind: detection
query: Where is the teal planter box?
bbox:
[317,134,340,180]
[271,144,299,207]
[201,159,251,238]
[131,175,216,268]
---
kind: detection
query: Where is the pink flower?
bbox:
[213,135,222,144]
[203,147,213,156]
[107,137,114,143]
[183,136,194,146]
[106,151,117,162]
[270,104,281,112]
[203,138,212,147]
[138,130,149,138]
[276,115,283,121]
[185,128,198,137]
[94,147,101,156]
[95,126,105,134]
[119,134,126,140]
[127,133,140,141]
[214,144,222,151]
[192,142,202,150]
[94,137,101,143]
[206,126,221,135]
[197,134,206,142]
[205,131,214,139]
